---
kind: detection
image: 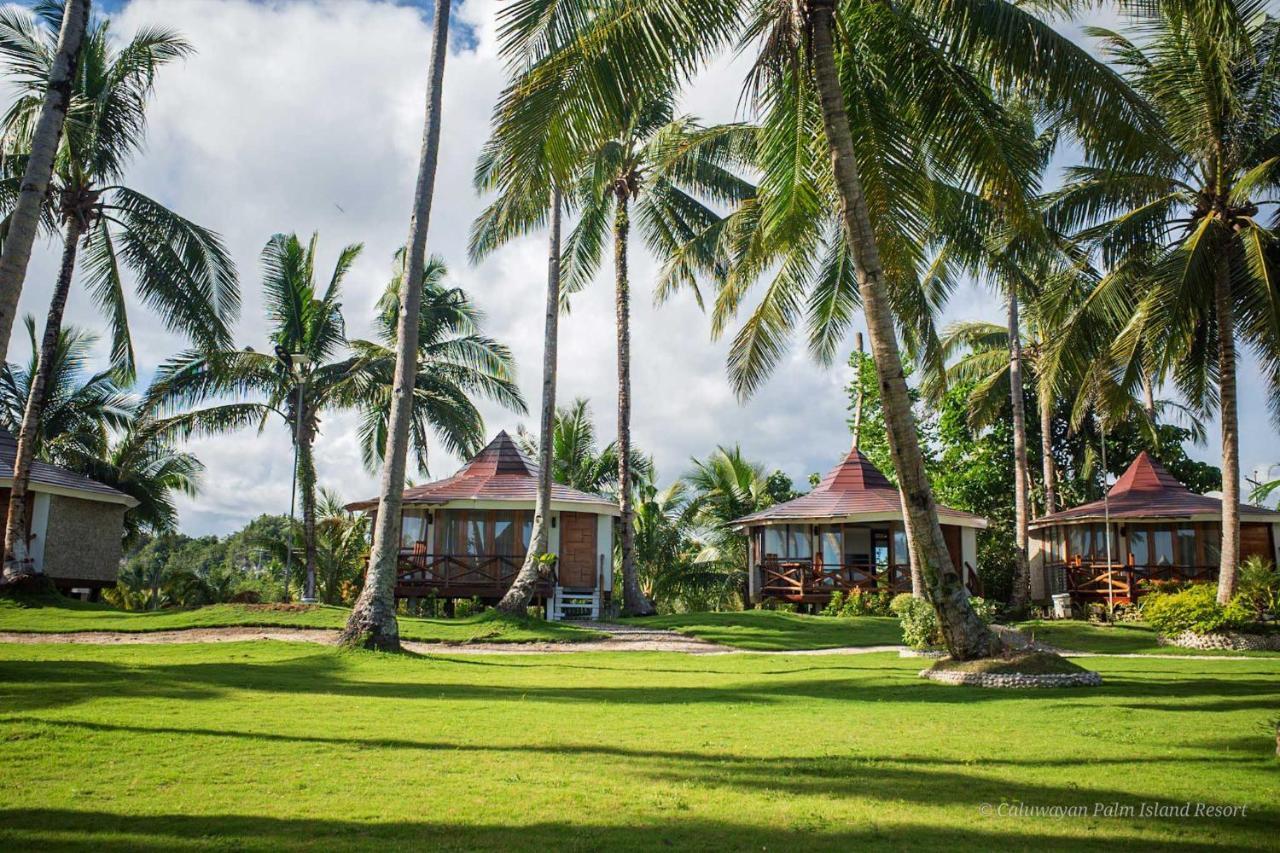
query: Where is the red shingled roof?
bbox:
[345,431,617,513]
[1030,451,1280,527]
[733,447,985,527]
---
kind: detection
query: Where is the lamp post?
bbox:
[276,346,313,603]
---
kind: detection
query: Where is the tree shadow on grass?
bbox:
[3,652,1278,715]
[5,716,1276,826]
[0,807,1264,852]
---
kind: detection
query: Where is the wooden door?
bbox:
[941,525,963,571]
[1241,523,1274,562]
[558,512,598,588]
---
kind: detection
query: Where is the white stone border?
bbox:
[899,648,947,658]
[1158,631,1280,651]
[919,667,1103,688]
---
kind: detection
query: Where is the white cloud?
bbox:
[5,0,1277,534]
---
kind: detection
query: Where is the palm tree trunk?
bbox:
[3,217,83,576]
[1141,371,1156,420]
[298,420,318,604]
[498,189,562,614]
[809,0,996,658]
[0,0,90,358]
[341,0,451,649]
[1008,291,1031,611]
[1040,386,1056,515]
[1213,251,1240,605]
[615,191,654,617]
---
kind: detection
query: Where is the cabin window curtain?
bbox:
[762,525,812,559]
[400,510,427,548]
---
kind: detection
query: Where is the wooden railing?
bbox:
[1054,561,1217,604]
[395,547,554,596]
[759,557,982,600]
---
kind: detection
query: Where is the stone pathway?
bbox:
[0,625,1265,660]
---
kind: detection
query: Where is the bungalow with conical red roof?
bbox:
[732,447,987,605]
[1029,451,1280,605]
[346,432,619,619]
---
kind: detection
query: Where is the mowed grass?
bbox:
[621,610,904,650]
[1,642,1278,851]
[1019,619,1280,657]
[0,598,603,644]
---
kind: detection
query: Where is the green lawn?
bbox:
[621,610,905,650]
[1,641,1277,851]
[1019,619,1280,657]
[0,598,603,644]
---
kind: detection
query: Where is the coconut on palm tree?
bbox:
[147,234,522,605]
[0,7,237,575]
[1045,0,1280,603]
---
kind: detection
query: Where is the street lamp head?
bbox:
[288,352,311,373]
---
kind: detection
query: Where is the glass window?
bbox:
[522,513,533,550]
[1068,526,1086,561]
[1129,527,1149,566]
[1202,524,1221,566]
[1152,528,1174,566]
[821,527,842,567]
[893,528,908,567]
[1175,527,1196,566]
[493,512,519,555]
[764,526,785,558]
[787,526,812,559]
[845,527,871,567]
[400,510,426,548]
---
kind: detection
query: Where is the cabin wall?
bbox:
[961,527,977,576]
[42,495,125,584]
[596,513,613,593]
[1029,530,1047,601]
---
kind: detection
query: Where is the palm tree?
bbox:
[0,315,199,547]
[0,0,90,356]
[1045,1,1280,603]
[67,417,203,549]
[683,444,773,604]
[350,253,525,474]
[514,398,649,496]
[148,236,521,606]
[498,0,1152,657]
[343,0,451,650]
[313,488,371,605]
[557,99,751,616]
[0,316,131,464]
[0,7,237,576]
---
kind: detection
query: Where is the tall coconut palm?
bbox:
[342,0,451,650]
[0,0,90,356]
[1044,0,1280,603]
[148,235,522,606]
[0,8,237,576]
[556,99,752,616]
[470,67,570,614]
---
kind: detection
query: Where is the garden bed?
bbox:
[1157,630,1280,651]
[920,651,1102,688]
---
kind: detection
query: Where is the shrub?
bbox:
[1142,583,1252,637]
[1235,556,1280,620]
[821,591,846,617]
[889,592,915,616]
[968,596,998,624]
[892,594,942,649]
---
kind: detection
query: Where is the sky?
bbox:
[5,0,1279,535]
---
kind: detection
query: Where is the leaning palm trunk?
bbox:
[498,190,563,614]
[0,0,90,357]
[3,216,83,575]
[341,0,451,649]
[614,192,654,616]
[1213,251,1240,604]
[809,1,997,658]
[1008,291,1031,611]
